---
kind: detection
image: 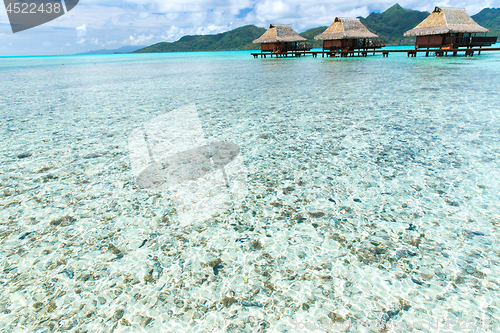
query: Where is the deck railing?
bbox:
[352,39,386,50]
[457,36,498,47]
[367,40,385,48]
[324,39,385,51]
[293,43,313,51]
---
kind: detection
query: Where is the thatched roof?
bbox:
[404,7,489,36]
[253,24,307,43]
[314,18,378,40]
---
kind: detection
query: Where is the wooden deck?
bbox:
[251,47,500,58]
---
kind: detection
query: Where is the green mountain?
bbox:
[472,8,500,37]
[77,45,146,55]
[300,26,328,48]
[300,4,431,46]
[360,3,430,45]
[136,4,500,53]
[134,25,266,53]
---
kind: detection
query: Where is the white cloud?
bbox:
[138,11,150,19]
[160,26,185,42]
[76,24,87,37]
[0,0,499,55]
[255,0,295,21]
[129,34,154,45]
[196,24,229,35]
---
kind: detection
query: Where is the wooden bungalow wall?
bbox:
[323,40,343,50]
[416,35,447,48]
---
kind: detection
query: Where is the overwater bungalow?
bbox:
[253,24,312,54]
[404,7,497,53]
[314,18,384,56]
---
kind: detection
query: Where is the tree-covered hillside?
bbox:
[300,26,328,48]
[135,25,266,53]
[472,8,500,37]
[135,4,500,53]
[301,4,430,47]
[360,3,430,45]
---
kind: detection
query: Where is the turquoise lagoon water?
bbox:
[1,49,500,332]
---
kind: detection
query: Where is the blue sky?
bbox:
[0,0,498,56]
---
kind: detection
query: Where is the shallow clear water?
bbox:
[1,50,500,332]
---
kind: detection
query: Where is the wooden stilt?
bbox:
[249,46,499,59]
